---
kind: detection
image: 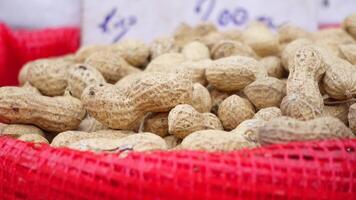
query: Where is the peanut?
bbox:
[168,104,222,139]
[1,124,45,138]
[145,53,185,72]
[324,104,350,125]
[256,116,354,145]
[77,114,108,133]
[206,56,267,92]
[110,39,150,67]
[253,107,282,121]
[349,103,356,133]
[241,21,279,56]
[210,40,257,60]
[82,72,193,130]
[343,13,356,39]
[66,64,106,98]
[201,29,241,49]
[150,37,179,59]
[85,51,141,83]
[281,38,313,70]
[18,62,32,85]
[51,130,133,147]
[231,119,266,143]
[278,24,311,44]
[339,43,356,65]
[281,45,327,120]
[75,44,108,63]
[244,77,286,109]
[260,56,286,78]
[182,41,210,61]
[191,83,212,113]
[18,134,49,144]
[27,59,72,96]
[217,95,255,130]
[177,59,212,85]
[174,22,217,48]
[0,87,86,132]
[143,112,169,137]
[164,135,181,149]
[322,58,356,100]
[0,123,6,134]
[208,87,231,115]
[180,130,256,151]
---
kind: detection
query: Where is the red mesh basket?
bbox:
[0,137,355,200]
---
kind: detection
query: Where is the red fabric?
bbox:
[0,23,80,86]
[0,137,355,200]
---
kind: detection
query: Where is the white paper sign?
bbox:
[82,0,319,45]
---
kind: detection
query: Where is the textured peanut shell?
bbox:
[113,132,167,152]
[208,88,231,114]
[182,41,210,61]
[177,59,212,85]
[85,51,140,83]
[67,64,106,98]
[281,38,313,70]
[82,72,193,130]
[168,104,222,139]
[180,130,256,151]
[244,77,286,109]
[241,22,279,57]
[164,135,181,149]
[111,39,150,67]
[231,119,266,144]
[278,24,311,44]
[174,22,217,48]
[27,59,71,96]
[0,87,86,132]
[339,44,356,65]
[322,59,356,100]
[1,124,45,138]
[218,95,255,130]
[211,40,257,60]
[18,134,49,144]
[281,46,327,120]
[143,112,169,137]
[51,130,133,147]
[150,37,180,59]
[349,103,356,133]
[260,56,286,78]
[191,83,212,113]
[256,117,354,145]
[342,13,356,39]
[201,30,241,49]
[206,56,267,92]
[253,107,282,121]
[0,123,6,134]
[324,104,350,124]
[77,115,108,133]
[18,62,32,85]
[75,45,108,63]
[145,53,186,72]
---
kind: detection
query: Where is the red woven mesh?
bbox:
[0,23,79,86]
[0,137,355,200]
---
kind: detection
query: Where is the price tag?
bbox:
[82,0,319,45]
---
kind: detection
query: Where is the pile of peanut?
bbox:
[1,14,356,153]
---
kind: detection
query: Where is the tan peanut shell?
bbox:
[177,59,212,85]
[66,64,106,98]
[82,72,193,130]
[168,104,222,139]
[68,138,122,152]
[217,95,255,130]
[281,45,327,120]
[111,39,150,67]
[150,37,180,59]
[75,44,108,63]
[18,134,49,144]
[191,83,212,113]
[85,51,141,83]
[145,53,186,72]
[259,56,286,78]
[208,88,230,114]
[1,124,45,138]
[143,112,169,137]
[77,115,108,133]
[0,123,6,134]
[210,40,257,60]
[201,30,241,49]
[182,41,210,61]
[206,56,267,92]
[180,130,256,151]
[324,104,350,124]
[244,77,286,109]
[241,21,279,57]
[231,119,266,143]
[51,130,134,147]
[349,103,356,133]
[174,23,217,48]
[281,38,313,70]
[0,87,86,132]
[253,107,282,121]
[339,44,356,65]
[343,13,356,39]
[18,62,32,85]
[278,24,311,44]
[322,58,356,100]
[164,135,181,149]
[256,116,354,145]
[27,59,71,96]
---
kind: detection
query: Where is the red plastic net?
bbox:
[0,137,355,200]
[0,23,79,86]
